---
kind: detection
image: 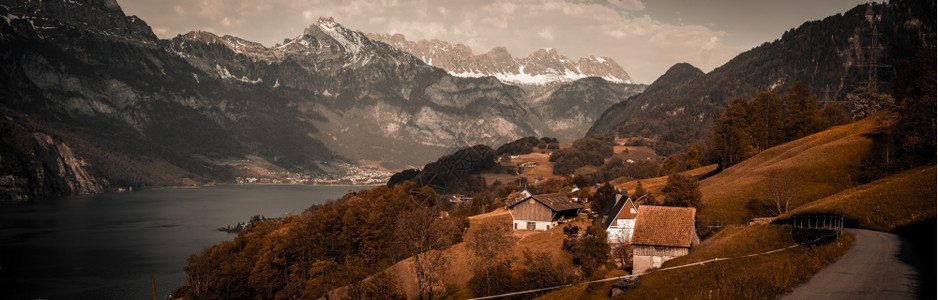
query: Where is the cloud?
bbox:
[538,28,555,41]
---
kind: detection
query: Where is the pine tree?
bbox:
[749,91,784,152]
[710,98,752,168]
[782,81,824,140]
[633,181,646,198]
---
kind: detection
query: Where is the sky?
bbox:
[119,0,870,84]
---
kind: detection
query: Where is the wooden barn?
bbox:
[598,195,638,244]
[506,193,582,231]
[631,205,699,274]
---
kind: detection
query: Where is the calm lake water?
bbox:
[0,184,368,300]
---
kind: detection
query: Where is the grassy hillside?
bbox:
[372,208,589,299]
[616,164,718,196]
[777,165,936,231]
[698,114,889,225]
[615,224,854,299]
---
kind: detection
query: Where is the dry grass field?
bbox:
[697,115,888,225]
[777,165,936,231]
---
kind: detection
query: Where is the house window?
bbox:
[513,223,517,230]
[527,221,536,230]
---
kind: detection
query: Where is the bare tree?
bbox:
[396,207,458,300]
[766,170,797,215]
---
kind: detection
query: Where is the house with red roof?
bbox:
[631,205,699,274]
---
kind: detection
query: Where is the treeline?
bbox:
[387,144,497,195]
[855,52,936,182]
[495,136,558,156]
[704,50,935,181]
[549,135,615,175]
[174,182,465,299]
[704,81,851,168]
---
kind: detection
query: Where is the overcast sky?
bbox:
[119,0,869,83]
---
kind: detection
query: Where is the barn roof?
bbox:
[631,205,697,248]
[506,193,582,212]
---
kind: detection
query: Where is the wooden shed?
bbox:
[506,193,582,231]
[631,205,699,274]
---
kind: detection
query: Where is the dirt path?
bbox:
[782,229,919,300]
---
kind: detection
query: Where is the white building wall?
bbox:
[607,219,636,244]
[512,219,555,231]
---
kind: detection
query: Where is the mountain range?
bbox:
[366,33,633,86]
[2,0,932,201]
[588,0,935,154]
[0,0,643,200]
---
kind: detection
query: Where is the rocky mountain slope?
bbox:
[0,0,644,199]
[0,0,543,198]
[588,0,935,149]
[367,33,633,86]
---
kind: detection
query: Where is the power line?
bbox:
[467,232,840,300]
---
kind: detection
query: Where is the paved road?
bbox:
[783,229,919,300]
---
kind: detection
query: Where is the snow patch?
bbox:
[215,64,262,84]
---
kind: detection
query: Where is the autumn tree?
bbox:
[518,250,574,290]
[396,207,459,299]
[660,154,679,175]
[466,222,517,297]
[782,81,824,140]
[748,91,785,152]
[562,224,610,279]
[661,173,702,209]
[710,98,752,168]
[684,146,702,170]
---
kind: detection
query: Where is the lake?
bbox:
[0,184,369,299]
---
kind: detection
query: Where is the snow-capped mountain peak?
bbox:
[367,33,633,86]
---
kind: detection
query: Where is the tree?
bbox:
[765,170,796,215]
[633,181,646,198]
[519,250,573,291]
[684,146,702,170]
[570,174,588,188]
[783,81,824,140]
[611,243,633,270]
[590,183,618,212]
[847,86,894,119]
[466,222,517,297]
[396,207,458,299]
[660,154,679,175]
[352,271,406,300]
[661,173,702,209]
[562,224,610,279]
[893,52,937,161]
[748,91,784,152]
[710,98,752,168]
[821,104,852,128]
